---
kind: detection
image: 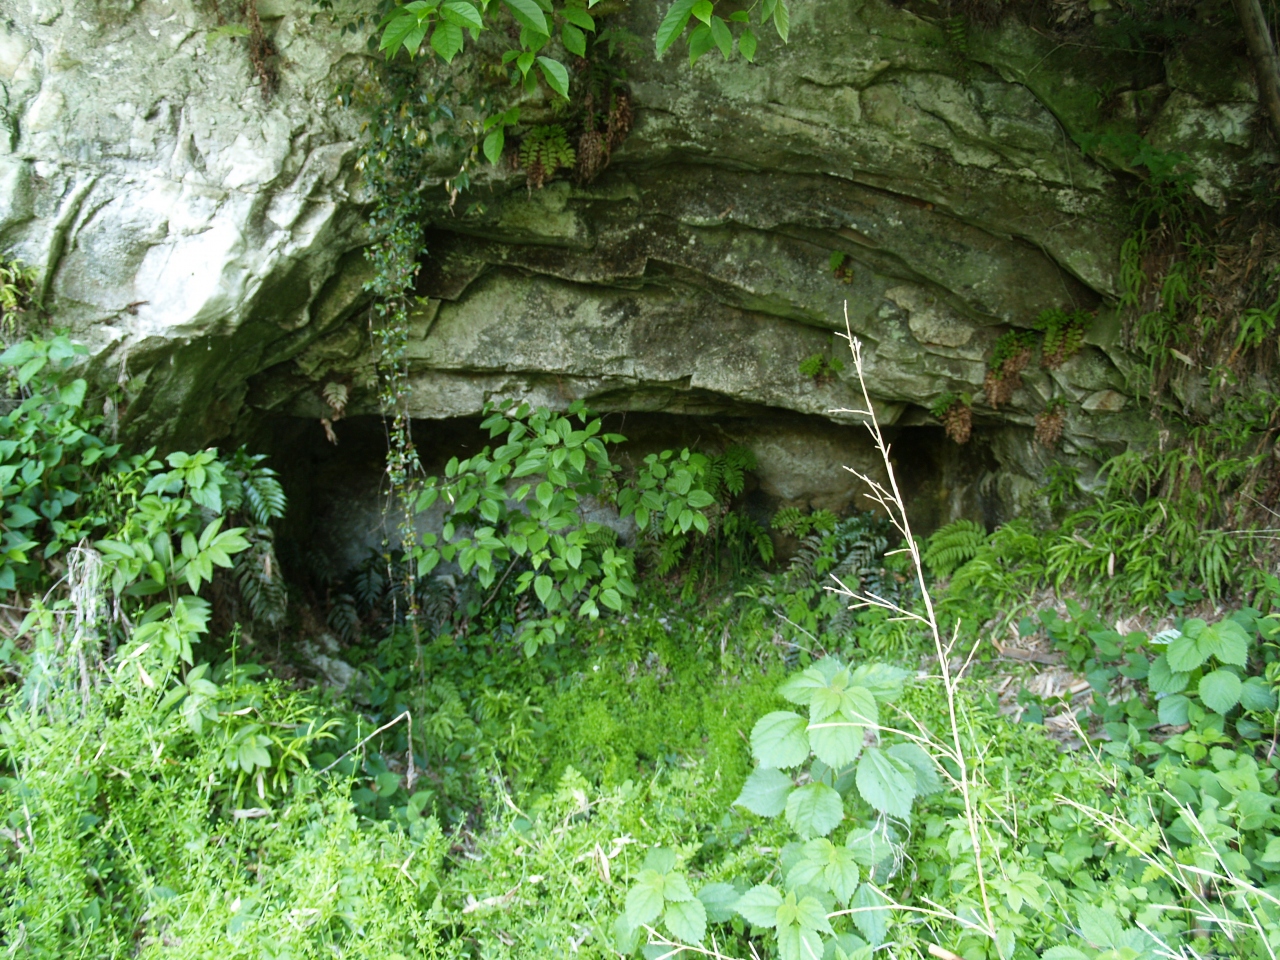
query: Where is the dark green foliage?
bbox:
[518,125,576,188]
[798,353,845,383]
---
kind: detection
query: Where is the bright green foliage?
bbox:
[620,655,924,953]
[409,399,632,655]
[619,444,771,587]
[0,256,36,334]
[922,519,985,578]
[655,0,789,65]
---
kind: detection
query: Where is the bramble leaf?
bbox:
[751,711,810,768]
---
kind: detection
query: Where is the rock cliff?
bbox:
[0,0,1269,547]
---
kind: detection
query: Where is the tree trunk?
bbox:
[1232,0,1280,141]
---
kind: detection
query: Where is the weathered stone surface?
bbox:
[0,0,1264,532]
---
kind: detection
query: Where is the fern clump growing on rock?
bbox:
[930,392,973,444]
[983,330,1037,408]
[519,125,576,189]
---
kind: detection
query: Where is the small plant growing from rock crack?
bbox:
[1035,396,1069,448]
[930,391,972,444]
[828,251,855,284]
[798,352,844,384]
[983,330,1037,408]
[518,125,576,189]
[1034,307,1090,369]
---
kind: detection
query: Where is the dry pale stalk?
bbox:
[830,305,998,942]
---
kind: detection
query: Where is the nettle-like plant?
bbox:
[410,399,634,655]
[618,656,942,957]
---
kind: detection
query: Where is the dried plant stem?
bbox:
[834,306,998,941]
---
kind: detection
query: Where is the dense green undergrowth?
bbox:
[2,326,1280,960]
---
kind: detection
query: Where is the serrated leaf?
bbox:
[807,714,863,769]
[887,742,942,795]
[844,828,894,868]
[1042,949,1089,960]
[777,662,837,705]
[1077,904,1124,949]
[710,15,732,58]
[1147,653,1189,694]
[735,883,783,927]
[1166,633,1207,672]
[665,896,706,943]
[697,883,740,923]
[1198,669,1242,714]
[777,923,824,960]
[1158,693,1190,726]
[644,847,678,874]
[751,711,810,768]
[1202,618,1250,666]
[663,873,694,902]
[849,663,910,702]
[1240,676,1277,711]
[849,884,889,946]
[785,782,843,839]
[734,766,794,817]
[626,870,665,927]
[855,747,917,818]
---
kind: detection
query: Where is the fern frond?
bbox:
[922,519,987,578]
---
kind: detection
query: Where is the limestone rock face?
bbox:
[0,0,1266,527]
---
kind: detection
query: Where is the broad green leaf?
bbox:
[536,56,570,98]
[849,663,910,702]
[1240,676,1277,711]
[795,895,833,934]
[844,827,895,868]
[751,711,810,768]
[807,714,863,769]
[1198,669,1242,714]
[379,9,421,54]
[697,883,739,923]
[484,125,505,164]
[739,26,757,61]
[561,22,586,55]
[855,747,916,818]
[644,847,678,874]
[734,884,783,927]
[849,883,889,946]
[503,0,549,34]
[688,22,714,64]
[442,0,483,29]
[710,15,732,58]
[886,742,942,795]
[562,6,595,28]
[664,896,706,943]
[1042,949,1089,960]
[1157,693,1190,726]
[1201,618,1250,666]
[626,870,665,927]
[734,766,794,817]
[655,0,696,55]
[431,21,464,62]
[534,574,553,604]
[777,922,824,960]
[691,0,713,23]
[1147,653,1189,694]
[663,873,694,902]
[777,661,840,705]
[785,782,843,839]
[1077,904,1124,950]
[686,489,715,509]
[773,0,790,41]
[1166,632,1207,672]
